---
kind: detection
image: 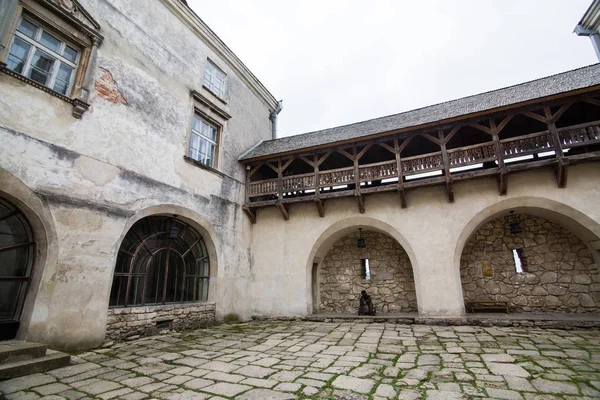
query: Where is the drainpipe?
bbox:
[575,24,600,61]
[269,100,283,140]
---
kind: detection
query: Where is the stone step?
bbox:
[0,350,70,380]
[0,341,47,363]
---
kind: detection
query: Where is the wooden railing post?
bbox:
[438,128,454,202]
[543,106,568,188]
[490,119,507,195]
[394,138,407,208]
[314,153,324,217]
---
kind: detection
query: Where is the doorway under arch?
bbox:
[0,197,36,340]
[458,204,600,313]
[309,219,419,315]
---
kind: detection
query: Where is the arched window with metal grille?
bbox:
[109,216,210,307]
[0,197,36,340]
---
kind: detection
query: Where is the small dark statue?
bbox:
[358,290,376,316]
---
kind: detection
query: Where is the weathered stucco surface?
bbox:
[318,230,417,314]
[0,0,273,350]
[461,214,600,312]
[250,163,600,319]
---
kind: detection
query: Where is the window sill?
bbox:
[0,62,89,118]
[184,155,225,178]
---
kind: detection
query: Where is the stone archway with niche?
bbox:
[315,229,417,314]
[458,201,600,313]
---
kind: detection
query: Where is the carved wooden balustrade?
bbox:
[242,99,600,223]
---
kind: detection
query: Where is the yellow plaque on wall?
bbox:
[481,262,493,277]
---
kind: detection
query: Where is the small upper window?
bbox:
[7,17,80,96]
[189,114,218,168]
[203,60,226,98]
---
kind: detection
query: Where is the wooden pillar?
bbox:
[314,153,324,217]
[490,119,508,195]
[353,146,364,213]
[544,106,568,188]
[438,129,454,203]
[394,138,407,208]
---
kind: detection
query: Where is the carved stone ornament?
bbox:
[58,0,75,13]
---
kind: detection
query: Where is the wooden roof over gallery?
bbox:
[240,64,600,161]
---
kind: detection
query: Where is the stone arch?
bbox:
[0,168,58,341]
[454,196,600,312]
[108,204,220,305]
[305,216,420,314]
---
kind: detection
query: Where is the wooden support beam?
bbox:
[445,180,455,203]
[398,188,407,209]
[469,122,493,135]
[523,110,547,124]
[550,102,572,124]
[299,155,315,167]
[276,201,289,221]
[544,105,566,188]
[316,151,332,166]
[394,138,406,208]
[353,147,360,195]
[378,141,396,154]
[556,159,569,188]
[356,193,365,214]
[280,157,294,173]
[420,132,442,145]
[443,125,461,144]
[498,168,508,196]
[337,148,354,161]
[248,164,262,178]
[495,114,513,135]
[267,162,279,173]
[315,198,325,217]
[438,128,454,203]
[242,205,256,224]
[357,144,372,160]
[277,160,283,200]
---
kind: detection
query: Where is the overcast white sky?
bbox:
[187,0,597,139]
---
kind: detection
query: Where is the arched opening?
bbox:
[109,215,210,307]
[459,208,600,313]
[0,197,36,340]
[311,226,418,315]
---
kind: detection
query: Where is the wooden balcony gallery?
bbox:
[240,65,600,223]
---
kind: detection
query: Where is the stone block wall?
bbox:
[106,302,216,341]
[461,215,600,312]
[318,230,417,314]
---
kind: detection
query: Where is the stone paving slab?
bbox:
[1,321,600,399]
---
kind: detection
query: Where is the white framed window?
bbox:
[203,60,226,98]
[6,17,80,96]
[189,114,218,168]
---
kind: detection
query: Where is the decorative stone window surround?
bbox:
[0,0,103,118]
[184,90,231,173]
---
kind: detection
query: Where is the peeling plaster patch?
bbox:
[75,155,120,185]
[95,67,128,105]
[54,209,103,231]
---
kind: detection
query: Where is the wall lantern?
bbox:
[508,211,522,234]
[357,228,366,248]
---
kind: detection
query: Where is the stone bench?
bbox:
[469,301,509,313]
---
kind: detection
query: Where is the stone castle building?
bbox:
[0,0,599,350]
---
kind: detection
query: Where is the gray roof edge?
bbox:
[240,63,600,161]
[238,139,265,161]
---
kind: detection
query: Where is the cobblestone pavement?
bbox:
[1,321,600,400]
